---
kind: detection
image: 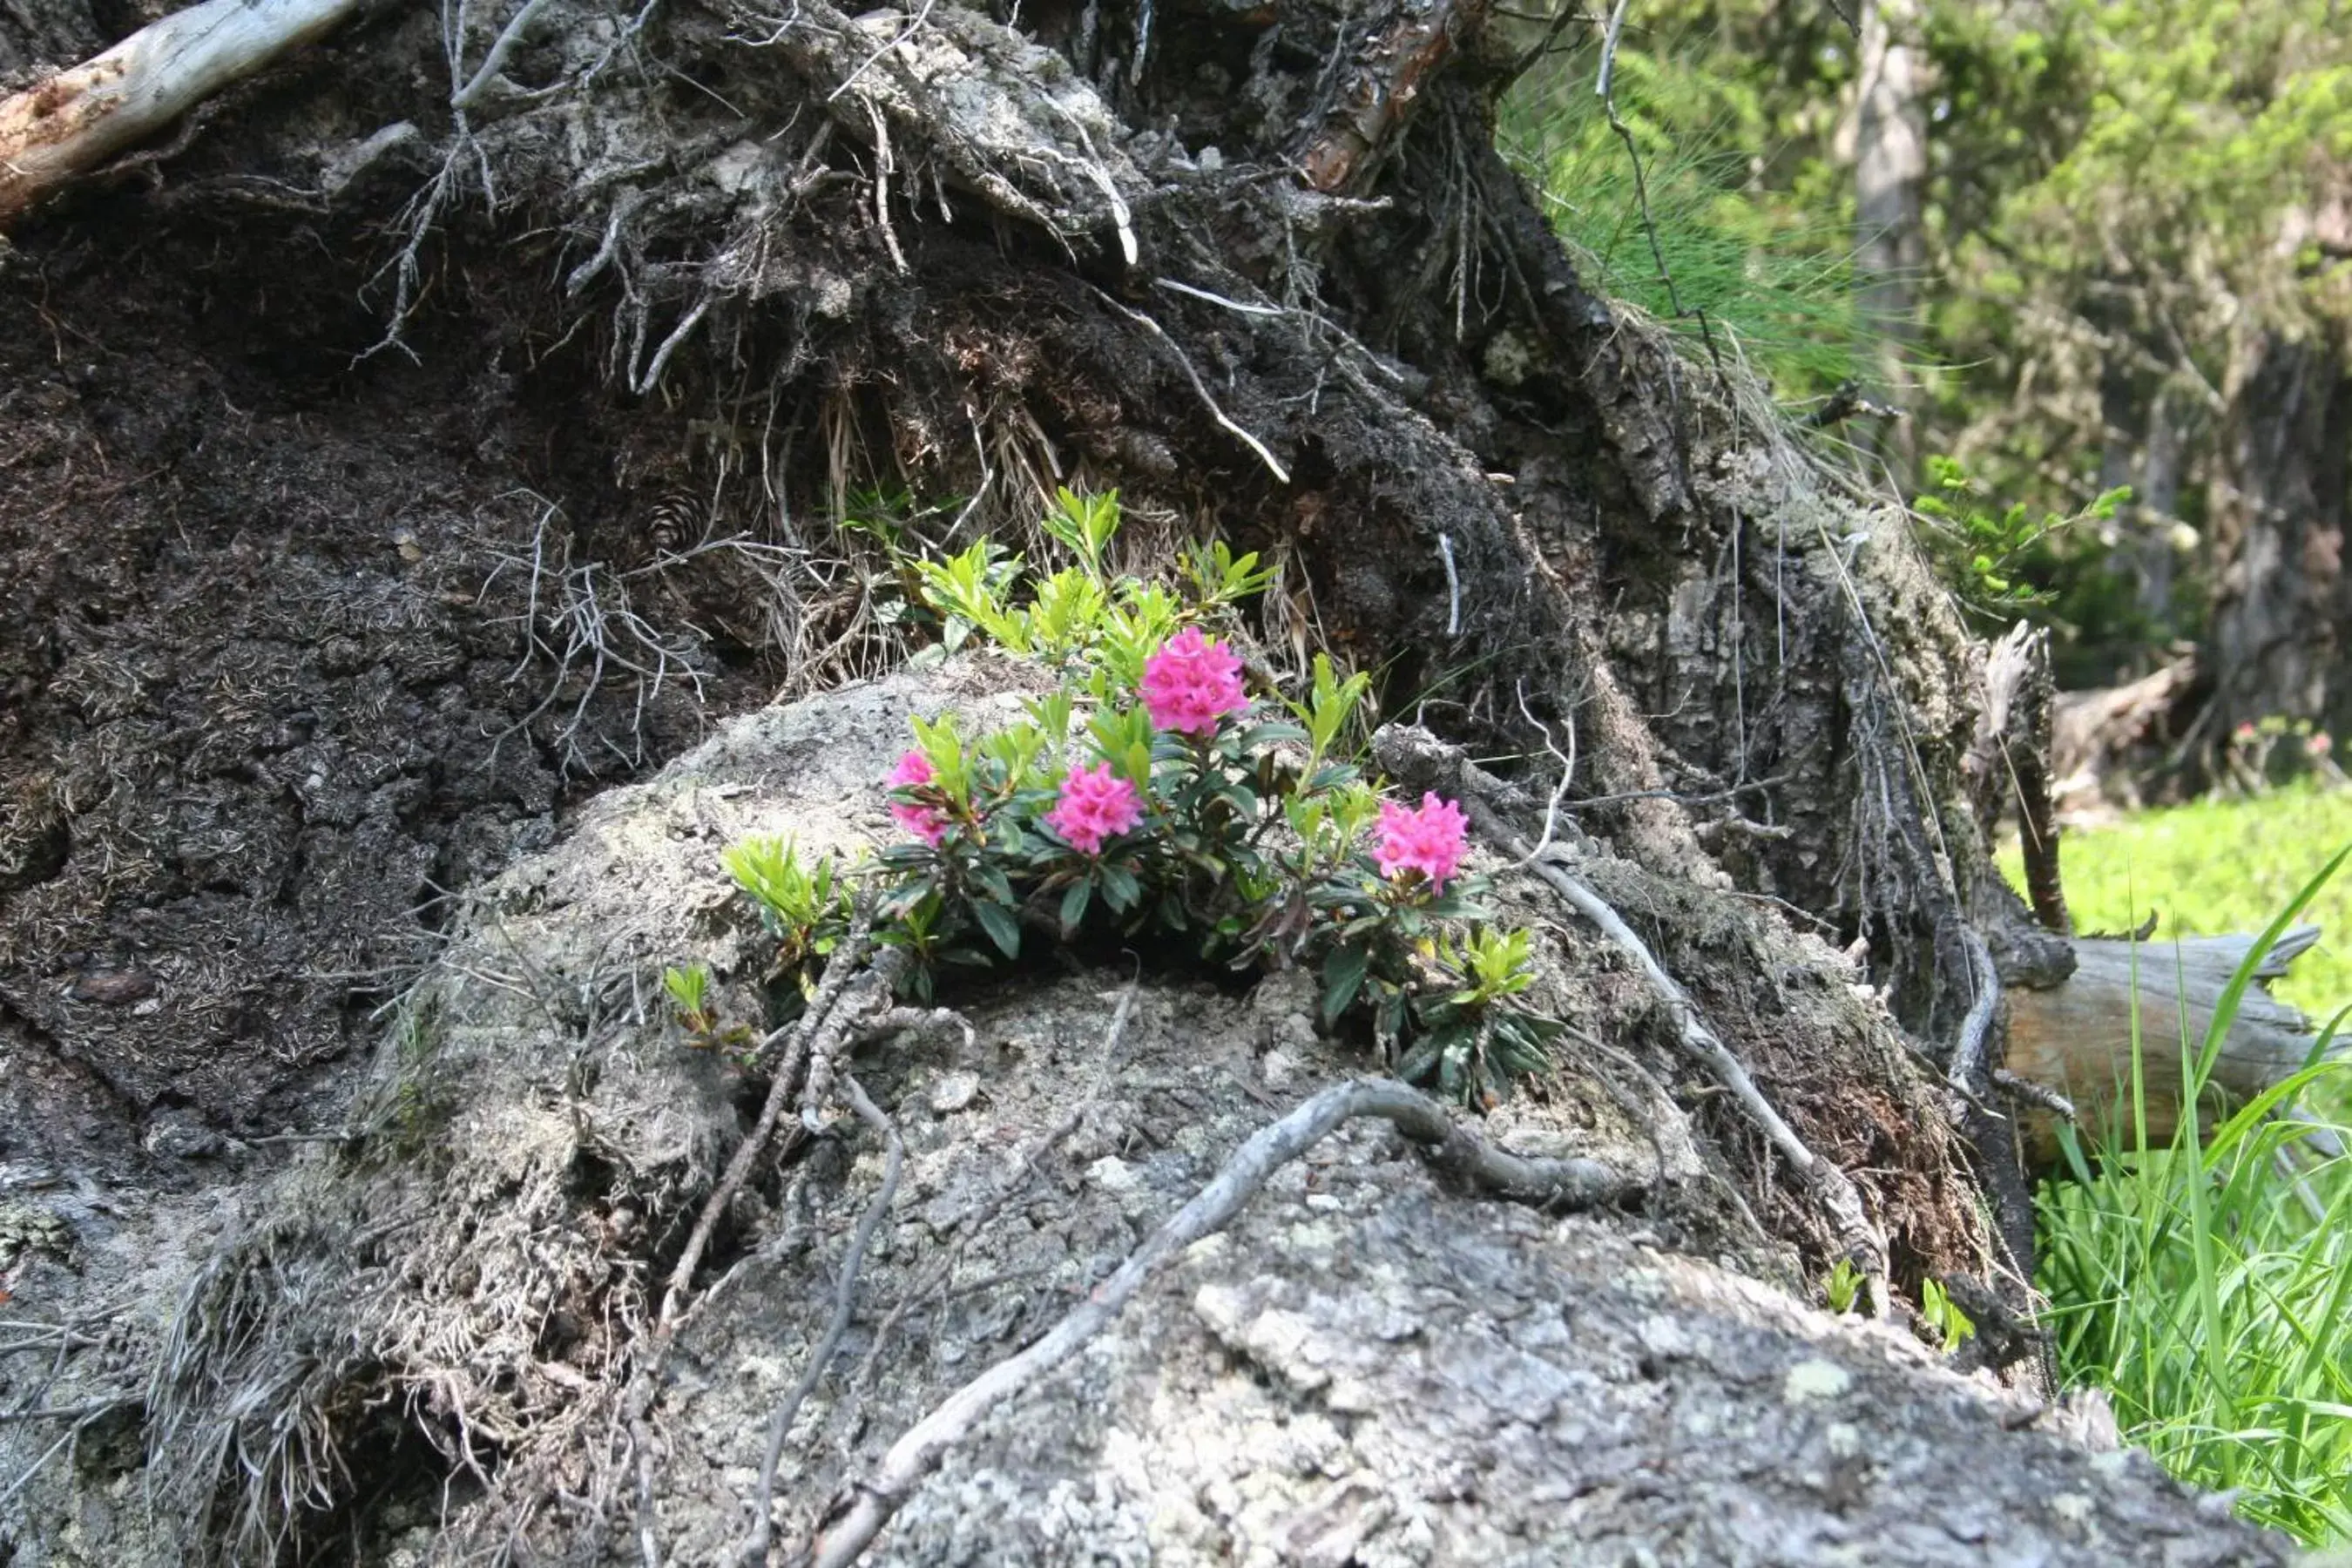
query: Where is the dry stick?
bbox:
[831,979,1142,1459]
[0,0,362,228]
[740,1075,904,1566]
[1991,1069,2076,1123]
[801,1078,1632,1568]
[1090,288,1292,484]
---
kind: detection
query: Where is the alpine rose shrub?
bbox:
[1375,792,1470,893]
[1139,626,1247,736]
[741,504,1561,1105]
[887,749,951,847]
[1045,761,1145,854]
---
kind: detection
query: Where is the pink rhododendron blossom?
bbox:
[1046,762,1144,855]
[2312,732,2335,757]
[2234,721,2260,743]
[1374,792,1470,893]
[1139,627,1247,736]
[886,749,950,847]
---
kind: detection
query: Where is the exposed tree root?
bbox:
[801,1077,1636,1568]
[1375,722,1891,1294]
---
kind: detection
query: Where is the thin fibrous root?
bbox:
[801,1077,1634,1568]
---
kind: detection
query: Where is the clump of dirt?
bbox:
[0,661,2276,1567]
[0,204,784,1176]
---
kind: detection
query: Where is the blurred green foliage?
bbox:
[1500,0,2352,683]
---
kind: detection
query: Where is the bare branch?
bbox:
[0,0,361,228]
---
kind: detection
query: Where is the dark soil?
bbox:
[0,207,769,1178]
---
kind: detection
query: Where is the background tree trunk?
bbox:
[1853,0,1927,475]
[2205,325,2352,741]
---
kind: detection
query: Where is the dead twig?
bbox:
[801,1077,1631,1567]
[740,1074,903,1565]
[1091,288,1291,485]
[1991,1069,2076,1123]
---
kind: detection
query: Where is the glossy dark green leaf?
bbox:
[973,900,1022,959]
[1321,942,1370,1024]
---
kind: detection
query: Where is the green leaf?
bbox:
[1321,943,1370,1024]
[973,900,1023,959]
[1059,878,1092,933]
[1099,862,1142,912]
[1236,721,1309,750]
[970,861,1018,908]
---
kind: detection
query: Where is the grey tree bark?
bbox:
[2206,325,2352,740]
[1852,0,1927,474]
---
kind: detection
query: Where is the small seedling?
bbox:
[1921,1277,1977,1355]
[1824,1258,1864,1315]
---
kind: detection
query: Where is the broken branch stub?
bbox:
[0,0,361,229]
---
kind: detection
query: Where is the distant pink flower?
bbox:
[1375,792,1470,894]
[1139,627,1247,737]
[2311,732,2335,758]
[2234,722,2260,744]
[1046,762,1144,855]
[887,749,950,847]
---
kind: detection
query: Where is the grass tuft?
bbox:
[2035,842,2352,1545]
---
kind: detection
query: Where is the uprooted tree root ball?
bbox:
[0,665,2264,1565]
[0,0,2296,1561]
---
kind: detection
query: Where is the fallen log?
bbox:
[2008,924,2332,1168]
[0,0,359,229]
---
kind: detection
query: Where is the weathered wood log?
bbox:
[2007,925,2330,1168]
[0,0,357,229]
[2049,655,2196,819]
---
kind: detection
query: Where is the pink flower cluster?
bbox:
[887,749,951,847]
[1374,792,1469,894]
[1046,761,1144,854]
[1140,627,1247,737]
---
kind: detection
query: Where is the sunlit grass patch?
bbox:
[2006,782,2352,1018]
[2034,847,2352,1545]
